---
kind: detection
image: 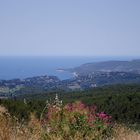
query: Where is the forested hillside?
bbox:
[0,84,140,126]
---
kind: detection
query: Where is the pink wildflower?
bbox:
[65,103,73,112]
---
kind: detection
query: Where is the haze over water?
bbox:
[0,56,139,80]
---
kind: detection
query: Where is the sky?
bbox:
[0,0,140,57]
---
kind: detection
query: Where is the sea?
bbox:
[0,56,138,80]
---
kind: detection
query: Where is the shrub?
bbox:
[40,98,112,140]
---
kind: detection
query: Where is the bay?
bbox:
[0,56,136,80]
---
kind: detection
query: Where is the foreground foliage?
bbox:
[0,100,140,140]
[40,99,112,140]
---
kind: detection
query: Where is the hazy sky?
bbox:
[0,0,140,56]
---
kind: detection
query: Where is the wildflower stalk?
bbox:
[40,100,49,123]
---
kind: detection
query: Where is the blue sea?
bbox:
[0,56,138,80]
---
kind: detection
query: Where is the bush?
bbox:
[40,99,112,140]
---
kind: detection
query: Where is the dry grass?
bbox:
[112,124,140,140]
[0,105,140,140]
[0,106,42,140]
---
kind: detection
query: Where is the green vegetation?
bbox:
[0,84,140,127]
[1,100,139,140]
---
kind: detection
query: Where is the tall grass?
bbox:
[112,124,140,140]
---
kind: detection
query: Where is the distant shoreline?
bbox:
[56,68,65,72]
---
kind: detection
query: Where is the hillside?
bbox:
[1,71,140,98]
[0,84,139,124]
[69,59,140,75]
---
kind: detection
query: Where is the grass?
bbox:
[112,124,140,140]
